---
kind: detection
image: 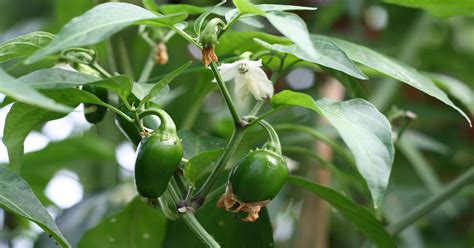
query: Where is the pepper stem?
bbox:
[139,108,177,135]
[245,117,281,155]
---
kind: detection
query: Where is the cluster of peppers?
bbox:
[71,51,288,222]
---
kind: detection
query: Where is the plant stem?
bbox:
[167,178,220,248]
[190,129,245,209]
[138,53,156,83]
[209,61,241,126]
[172,25,202,49]
[388,167,474,235]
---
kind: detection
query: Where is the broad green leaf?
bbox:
[0,166,71,248]
[178,131,225,159]
[78,197,167,248]
[184,149,224,186]
[287,176,397,248]
[140,61,192,105]
[271,90,395,208]
[255,37,367,80]
[163,196,273,248]
[384,0,474,18]
[19,68,100,89]
[331,36,471,126]
[22,71,132,99]
[233,0,264,15]
[218,32,291,56]
[0,31,53,63]
[3,88,110,168]
[26,3,187,63]
[265,11,318,60]
[194,0,226,35]
[316,98,394,208]
[271,90,322,114]
[160,4,206,15]
[0,69,72,113]
[427,73,474,114]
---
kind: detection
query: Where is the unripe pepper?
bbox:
[217,119,288,222]
[134,108,183,199]
[82,84,108,123]
[76,64,109,124]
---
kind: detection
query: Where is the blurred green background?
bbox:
[0,0,473,248]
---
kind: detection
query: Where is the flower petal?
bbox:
[234,74,250,101]
[246,66,273,100]
[218,61,240,81]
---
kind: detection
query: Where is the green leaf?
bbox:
[178,131,225,159]
[224,4,317,23]
[77,197,167,248]
[163,196,273,248]
[140,61,192,105]
[233,0,265,15]
[0,166,71,248]
[384,0,474,18]
[0,68,72,113]
[271,90,322,114]
[265,11,318,61]
[19,68,100,89]
[3,88,110,168]
[194,0,226,35]
[0,31,53,63]
[184,149,224,186]
[26,3,187,63]
[427,73,474,115]
[331,36,471,126]
[255,36,367,80]
[287,176,397,248]
[316,98,394,208]
[271,90,395,208]
[142,0,160,12]
[94,75,134,99]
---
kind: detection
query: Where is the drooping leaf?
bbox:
[331,36,471,125]
[287,176,397,248]
[19,68,100,89]
[178,131,225,159]
[194,0,226,35]
[77,197,167,248]
[184,149,224,186]
[265,11,318,61]
[0,166,71,248]
[233,0,264,15]
[384,0,474,18]
[0,31,54,63]
[163,196,273,248]
[94,75,134,99]
[139,61,192,105]
[26,3,187,63]
[316,98,394,208]
[271,90,395,208]
[427,73,474,114]
[3,88,110,168]
[0,69,72,113]
[255,37,367,80]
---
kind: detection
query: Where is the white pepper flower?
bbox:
[218,59,274,101]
